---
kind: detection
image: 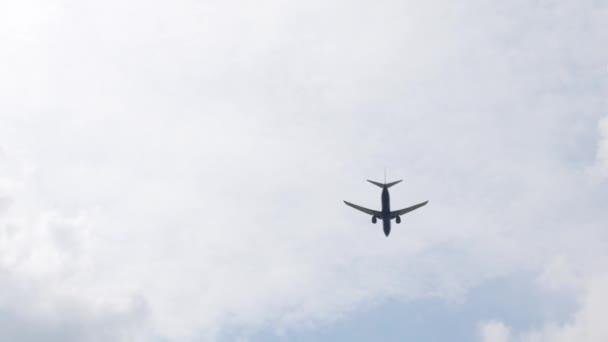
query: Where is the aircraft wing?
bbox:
[344,201,382,217]
[390,201,428,218]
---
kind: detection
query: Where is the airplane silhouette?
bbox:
[344,179,428,237]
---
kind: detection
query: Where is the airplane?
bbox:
[344,179,428,237]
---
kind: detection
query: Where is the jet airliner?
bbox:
[344,179,428,236]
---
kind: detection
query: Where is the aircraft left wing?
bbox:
[390,201,428,218]
[344,201,382,217]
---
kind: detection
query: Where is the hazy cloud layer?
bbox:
[480,321,511,342]
[480,276,608,342]
[1,0,607,341]
[596,116,608,176]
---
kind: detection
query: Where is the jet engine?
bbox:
[372,216,377,224]
[396,216,401,224]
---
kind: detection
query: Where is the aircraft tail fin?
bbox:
[367,180,402,188]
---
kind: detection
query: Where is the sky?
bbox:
[1,0,607,341]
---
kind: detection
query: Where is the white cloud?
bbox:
[478,275,608,342]
[535,256,583,293]
[0,153,154,341]
[480,321,511,342]
[596,116,608,176]
[1,0,607,341]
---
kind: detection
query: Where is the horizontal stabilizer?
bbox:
[385,180,402,188]
[367,180,402,188]
[367,180,385,188]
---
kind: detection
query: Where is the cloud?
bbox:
[480,321,511,342]
[0,152,156,341]
[596,116,608,176]
[535,256,583,293]
[1,0,607,341]
[478,275,608,342]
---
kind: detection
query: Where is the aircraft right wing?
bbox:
[343,201,382,217]
[390,201,428,218]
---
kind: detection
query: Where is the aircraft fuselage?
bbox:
[381,186,391,236]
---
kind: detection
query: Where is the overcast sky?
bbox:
[1,0,607,341]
